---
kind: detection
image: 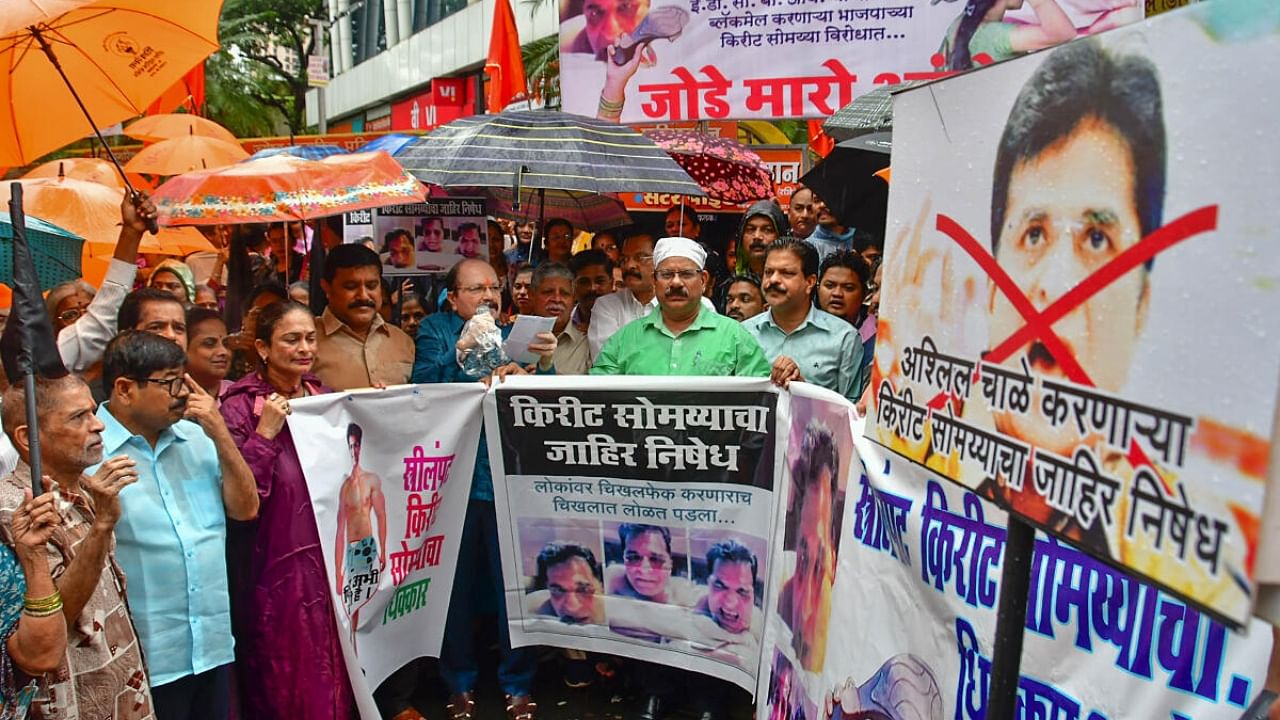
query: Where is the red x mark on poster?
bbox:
[932,205,1219,472]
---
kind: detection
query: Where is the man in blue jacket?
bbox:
[412,258,555,720]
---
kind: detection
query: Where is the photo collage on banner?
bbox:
[866,0,1280,627]
[291,384,487,719]
[558,0,1145,122]
[485,376,778,691]
[343,197,488,275]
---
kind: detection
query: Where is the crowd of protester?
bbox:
[0,182,882,720]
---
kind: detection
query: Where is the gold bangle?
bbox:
[24,591,62,612]
[598,96,624,112]
[23,603,62,618]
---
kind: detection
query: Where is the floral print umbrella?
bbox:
[643,129,774,203]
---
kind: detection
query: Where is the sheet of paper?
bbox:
[502,314,556,365]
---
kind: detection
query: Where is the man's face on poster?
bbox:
[422,219,445,252]
[348,435,361,465]
[581,0,650,57]
[990,117,1149,456]
[547,556,601,624]
[623,530,672,599]
[707,558,754,634]
[458,227,482,258]
[388,236,414,268]
[791,469,833,666]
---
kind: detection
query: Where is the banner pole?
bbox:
[987,515,1035,717]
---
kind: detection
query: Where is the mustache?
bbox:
[764,284,786,295]
[348,299,377,310]
[623,269,643,279]
[664,288,689,298]
[750,242,768,250]
[171,398,189,412]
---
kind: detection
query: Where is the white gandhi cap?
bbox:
[652,236,706,270]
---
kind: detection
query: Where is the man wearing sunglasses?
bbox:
[90,331,258,720]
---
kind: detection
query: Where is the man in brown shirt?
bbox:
[314,244,415,391]
[0,374,154,720]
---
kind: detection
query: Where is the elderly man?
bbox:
[0,374,153,719]
[744,238,862,402]
[314,244,416,391]
[786,187,819,240]
[590,237,747,374]
[411,258,555,720]
[93,331,257,719]
[531,263,591,375]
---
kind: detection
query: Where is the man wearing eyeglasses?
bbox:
[90,331,258,720]
[592,237,769,378]
[411,258,556,720]
[526,543,605,626]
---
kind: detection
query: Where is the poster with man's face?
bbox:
[867,7,1280,627]
[343,197,488,275]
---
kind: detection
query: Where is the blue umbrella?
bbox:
[247,144,347,161]
[0,210,83,289]
[357,134,417,156]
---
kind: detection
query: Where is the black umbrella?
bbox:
[397,109,705,196]
[799,132,891,240]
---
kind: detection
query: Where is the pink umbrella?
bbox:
[643,129,775,203]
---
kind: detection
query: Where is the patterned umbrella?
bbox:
[247,144,347,161]
[397,110,704,196]
[643,129,773,203]
[153,151,427,224]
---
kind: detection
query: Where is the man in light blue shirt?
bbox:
[743,238,862,402]
[91,331,258,720]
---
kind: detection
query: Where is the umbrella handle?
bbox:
[31,28,159,235]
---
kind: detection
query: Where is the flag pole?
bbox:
[30,27,158,235]
[8,185,44,496]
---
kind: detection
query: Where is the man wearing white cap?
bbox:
[588,231,718,359]
[591,237,768,377]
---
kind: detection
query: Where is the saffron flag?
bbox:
[146,64,207,116]
[484,0,527,113]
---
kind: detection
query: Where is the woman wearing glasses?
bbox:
[219,301,356,719]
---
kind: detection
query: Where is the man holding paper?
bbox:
[531,262,591,374]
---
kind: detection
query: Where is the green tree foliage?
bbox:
[207,0,327,136]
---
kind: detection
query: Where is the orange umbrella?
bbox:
[125,113,237,145]
[154,151,428,225]
[1,177,213,257]
[0,0,222,168]
[23,157,125,189]
[125,135,248,176]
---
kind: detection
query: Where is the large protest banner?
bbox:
[759,393,1273,720]
[343,197,488,275]
[867,2,1280,627]
[485,376,779,691]
[558,0,1144,122]
[292,384,486,719]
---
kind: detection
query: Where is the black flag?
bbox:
[1,184,68,384]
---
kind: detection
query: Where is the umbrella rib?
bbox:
[441,118,647,137]
[417,166,703,189]
[404,143,682,163]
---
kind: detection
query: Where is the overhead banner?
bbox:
[558,0,1143,122]
[868,2,1280,627]
[484,377,779,692]
[343,197,489,275]
[759,389,1273,720]
[291,384,486,719]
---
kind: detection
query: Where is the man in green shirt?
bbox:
[590,235,765,720]
[591,237,770,378]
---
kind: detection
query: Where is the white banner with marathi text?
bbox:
[292,384,485,719]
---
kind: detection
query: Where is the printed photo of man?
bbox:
[384,229,416,270]
[456,222,483,259]
[417,217,445,252]
[525,543,606,625]
[982,38,1164,531]
[560,0,651,60]
[334,423,389,642]
[775,424,838,671]
[605,523,696,642]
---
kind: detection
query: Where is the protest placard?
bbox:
[559,0,1144,122]
[867,2,1280,627]
[291,384,486,718]
[343,197,488,275]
